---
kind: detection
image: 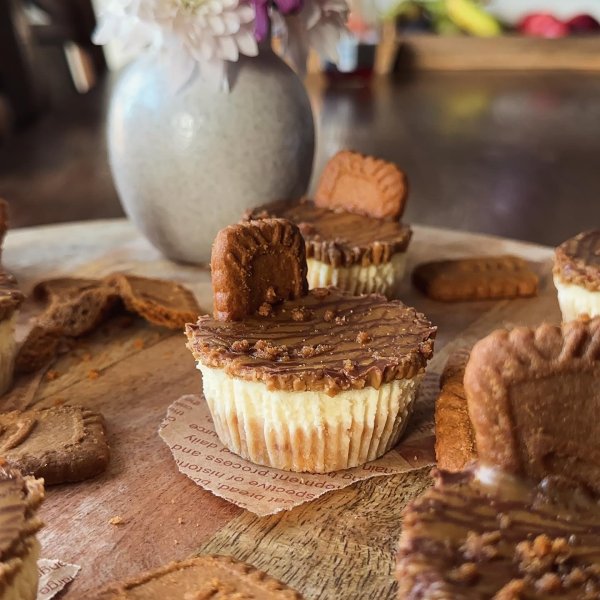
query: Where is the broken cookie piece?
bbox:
[105,273,200,330]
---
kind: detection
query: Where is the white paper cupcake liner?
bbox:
[198,363,423,473]
[306,253,407,297]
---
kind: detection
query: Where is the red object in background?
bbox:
[566,14,600,34]
[519,13,569,38]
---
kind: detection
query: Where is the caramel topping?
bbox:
[554,230,600,291]
[397,467,600,599]
[245,198,412,268]
[187,288,435,395]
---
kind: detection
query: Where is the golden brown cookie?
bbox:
[94,555,303,599]
[211,219,308,321]
[434,350,476,472]
[0,406,110,485]
[315,150,408,220]
[40,281,119,337]
[464,317,600,496]
[16,278,119,374]
[106,274,200,330]
[412,255,538,302]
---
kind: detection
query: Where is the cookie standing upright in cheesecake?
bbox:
[554,230,600,321]
[186,218,436,473]
[397,318,600,599]
[245,151,412,297]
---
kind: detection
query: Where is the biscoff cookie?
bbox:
[94,555,303,599]
[434,350,476,472]
[106,273,200,330]
[0,406,110,484]
[210,219,307,321]
[16,274,200,373]
[315,150,408,220]
[16,278,118,373]
[464,317,600,495]
[412,255,538,302]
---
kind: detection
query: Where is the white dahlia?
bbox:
[94,0,259,91]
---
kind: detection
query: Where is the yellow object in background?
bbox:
[446,0,502,36]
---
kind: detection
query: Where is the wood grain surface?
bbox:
[1,219,559,598]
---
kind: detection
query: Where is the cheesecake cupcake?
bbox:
[0,467,45,600]
[245,151,411,297]
[397,318,600,598]
[554,230,600,321]
[186,219,435,473]
[0,272,24,395]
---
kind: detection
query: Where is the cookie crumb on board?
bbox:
[109,516,125,526]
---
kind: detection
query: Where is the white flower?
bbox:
[94,0,259,91]
[275,0,349,75]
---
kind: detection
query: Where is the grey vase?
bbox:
[107,49,315,264]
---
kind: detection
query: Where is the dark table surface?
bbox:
[1,70,599,247]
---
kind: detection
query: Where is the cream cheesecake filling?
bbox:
[0,315,17,396]
[198,363,422,473]
[554,274,600,322]
[306,253,407,297]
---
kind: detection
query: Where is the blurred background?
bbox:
[1,0,599,246]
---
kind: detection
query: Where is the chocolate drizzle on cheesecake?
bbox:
[397,467,600,600]
[187,288,436,395]
[245,198,412,268]
[554,230,600,291]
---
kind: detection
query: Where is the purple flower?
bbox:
[252,0,270,41]
[275,0,304,15]
[251,0,305,42]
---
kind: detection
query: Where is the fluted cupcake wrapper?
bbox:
[199,364,422,473]
[305,253,407,298]
[554,274,600,322]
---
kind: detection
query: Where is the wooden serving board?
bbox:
[2,219,559,599]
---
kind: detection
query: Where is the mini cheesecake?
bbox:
[398,318,600,598]
[0,272,25,395]
[0,468,44,600]
[245,150,412,297]
[554,230,600,321]
[397,467,600,599]
[246,198,412,297]
[186,219,435,473]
